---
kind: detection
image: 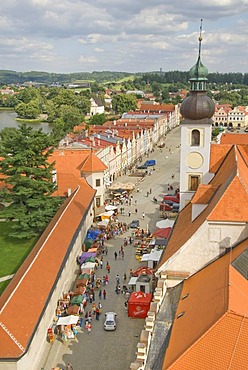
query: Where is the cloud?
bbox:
[0,0,246,72]
[79,56,98,63]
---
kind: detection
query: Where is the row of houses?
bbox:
[60,103,180,191]
[213,104,248,128]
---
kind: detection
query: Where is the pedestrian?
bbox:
[117,285,121,294]
[105,274,109,284]
[66,362,73,370]
[116,274,120,284]
[100,260,103,269]
[98,289,102,299]
[122,250,124,260]
[79,316,83,328]
[105,246,108,255]
[87,322,92,335]
[135,208,138,214]
[123,273,127,281]
[95,307,100,320]
[114,251,117,260]
[128,211,131,217]
[107,264,110,274]
[103,289,107,299]
[142,212,145,220]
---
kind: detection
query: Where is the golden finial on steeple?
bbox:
[198,19,203,58]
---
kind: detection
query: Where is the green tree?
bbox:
[88,113,106,125]
[0,124,62,239]
[112,93,137,114]
[15,100,40,119]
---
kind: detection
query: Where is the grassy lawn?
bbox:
[0,222,37,294]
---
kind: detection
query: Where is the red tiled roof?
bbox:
[0,180,95,358]
[221,133,248,145]
[209,144,232,173]
[163,238,248,370]
[191,184,218,204]
[79,151,107,173]
[158,145,248,270]
[48,149,107,176]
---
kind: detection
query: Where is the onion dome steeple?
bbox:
[180,19,215,121]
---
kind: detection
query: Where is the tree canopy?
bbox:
[112,93,137,114]
[0,124,62,239]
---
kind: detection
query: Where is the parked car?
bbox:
[136,165,148,170]
[144,159,156,166]
[104,312,117,331]
[163,194,179,203]
[129,220,140,228]
[245,127,248,132]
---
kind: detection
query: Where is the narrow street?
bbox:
[39,127,181,370]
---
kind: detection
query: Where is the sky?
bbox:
[0,0,247,74]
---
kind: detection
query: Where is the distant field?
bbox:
[0,222,36,294]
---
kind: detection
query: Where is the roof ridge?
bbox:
[227,314,247,370]
[236,145,248,194]
[0,321,25,353]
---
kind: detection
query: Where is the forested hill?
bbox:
[0,70,135,85]
[0,69,247,85]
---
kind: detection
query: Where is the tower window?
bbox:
[189,175,200,191]
[191,129,200,146]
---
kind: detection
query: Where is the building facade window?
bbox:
[189,175,200,191]
[95,197,101,207]
[96,179,101,187]
[191,129,200,146]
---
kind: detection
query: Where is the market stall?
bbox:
[128,291,153,318]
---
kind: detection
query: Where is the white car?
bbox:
[104,312,117,331]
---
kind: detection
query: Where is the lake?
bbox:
[0,110,52,133]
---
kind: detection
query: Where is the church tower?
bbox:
[180,21,215,210]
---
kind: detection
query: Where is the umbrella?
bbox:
[76,279,87,288]
[70,295,84,306]
[156,219,175,229]
[109,182,124,190]
[84,238,94,250]
[73,286,86,295]
[66,305,80,315]
[85,257,96,263]
[121,182,135,190]
[79,273,90,280]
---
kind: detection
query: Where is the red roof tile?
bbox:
[158,145,248,270]
[0,180,95,358]
[163,239,248,370]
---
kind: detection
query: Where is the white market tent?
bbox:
[156,219,175,229]
[105,205,118,212]
[56,315,79,326]
[81,262,96,270]
[97,219,109,227]
[128,277,138,286]
[141,249,163,262]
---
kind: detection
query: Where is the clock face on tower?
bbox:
[186,152,204,169]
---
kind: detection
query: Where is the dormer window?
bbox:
[182,293,189,300]
[177,311,185,319]
[191,129,200,146]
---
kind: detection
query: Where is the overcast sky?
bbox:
[0,0,247,74]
